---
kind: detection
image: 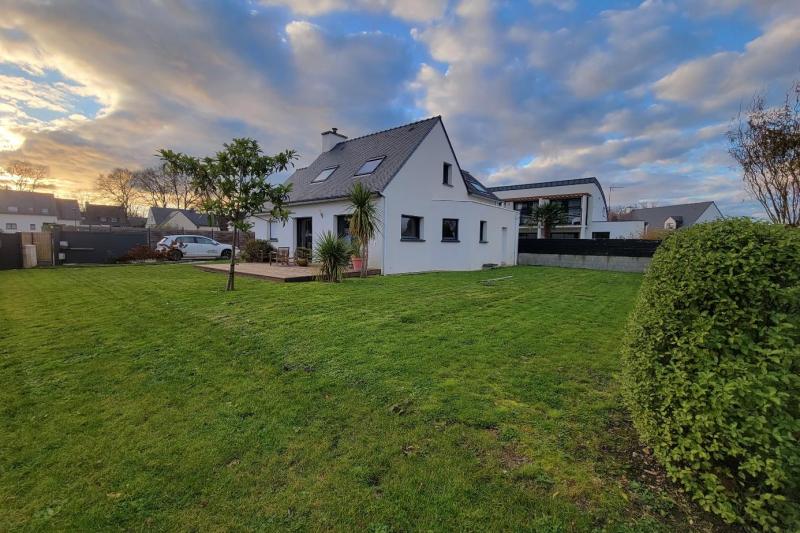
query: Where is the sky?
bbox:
[0,0,798,216]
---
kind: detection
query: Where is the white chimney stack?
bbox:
[321,127,347,152]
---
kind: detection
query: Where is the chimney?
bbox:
[321,127,347,152]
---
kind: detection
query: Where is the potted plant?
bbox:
[295,247,310,267]
[349,236,363,272]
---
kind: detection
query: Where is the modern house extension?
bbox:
[488,179,645,239]
[250,116,519,274]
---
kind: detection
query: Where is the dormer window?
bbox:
[442,162,452,185]
[312,166,338,183]
[41,208,49,214]
[354,157,384,176]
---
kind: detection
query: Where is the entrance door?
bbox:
[296,217,313,251]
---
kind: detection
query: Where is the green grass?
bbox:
[0,265,712,531]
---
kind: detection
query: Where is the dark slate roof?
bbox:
[0,189,57,215]
[55,198,81,220]
[283,116,441,204]
[83,204,127,225]
[149,207,215,227]
[488,177,607,211]
[626,202,716,228]
[461,170,500,201]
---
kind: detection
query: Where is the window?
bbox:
[401,215,422,240]
[268,221,278,240]
[442,162,452,185]
[5,223,17,230]
[552,198,582,225]
[100,216,107,222]
[550,232,579,239]
[354,157,384,176]
[336,215,352,241]
[30,223,36,231]
[41,208,49,214]
[111,217,119,223]
[513,200,539,217]
[195,236,214,244]
[312,166,337,183]
[479,220,488,242]
[7,206,17,213]
[175,236,197,244]
[442,218,459,241]
[592,231,610,239]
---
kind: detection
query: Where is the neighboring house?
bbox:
[146,207,218,230]
[489,179,645,239]
[0,189,81,232]
[250,116,519,274]
[623,201,723,232]
[82,204,127,226]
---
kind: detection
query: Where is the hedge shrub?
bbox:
[621,218,800,531]
[240,239,273,262]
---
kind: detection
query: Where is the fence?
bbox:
[0,233,22,270]
[54,228,254,265]
[518,238,661,273]
[20,231,54,265]
[518,238,660,257]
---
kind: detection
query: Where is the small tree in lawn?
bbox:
[530,202,567,239]
[158,139,296,291]
[346,182,381,277]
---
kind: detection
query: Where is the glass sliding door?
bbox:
[295,217,313,251]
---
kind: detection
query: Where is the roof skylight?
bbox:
[354,157,385,176]
[312,166,337,183]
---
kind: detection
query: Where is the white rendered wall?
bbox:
[0,214,57,232]
[587,220,645,239]
[381,121,518,274]
[253,198,386,271]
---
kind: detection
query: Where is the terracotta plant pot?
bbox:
[351,257,363,271]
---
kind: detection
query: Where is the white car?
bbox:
[156,235,233,261]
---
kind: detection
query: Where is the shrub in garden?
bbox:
[240,239,273,262]
[117,245,165,263]
[314,231,350,282]
[621,218,800,530]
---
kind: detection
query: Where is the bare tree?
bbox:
[133,167,170,208]
[95,168,138,219]
[3,160,48,191]
[728,81,800,226]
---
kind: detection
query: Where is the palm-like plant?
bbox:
[347,182,381,277]
[530,202,567,239]
[314,231,351,282]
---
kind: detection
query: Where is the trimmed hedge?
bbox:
[621,219,800,530]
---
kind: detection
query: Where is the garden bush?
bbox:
[117,245,165,263]
[621,218,800,531]
[240,239,273,262]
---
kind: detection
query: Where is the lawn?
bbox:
[0,265,714,531]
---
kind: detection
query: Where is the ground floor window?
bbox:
[479,220,488,242]
[336,215,352,242]
[401,215,422,240]
[5,223,17,231]
[442,218,459,241]
[268,221,278,240]
[519,230,537,240]
[29,223,36,231]
[592,231,610,239]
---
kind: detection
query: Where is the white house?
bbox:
[488,179,645,239]
[0,190,81,232]
[250,116,519,274]
[146,207,218,231]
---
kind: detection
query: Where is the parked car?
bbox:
[156,235,233,261]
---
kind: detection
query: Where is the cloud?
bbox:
[0,0,419,198]
[260,0,447,22]
[653,17,800,110]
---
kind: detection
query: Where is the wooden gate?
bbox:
[20,231,53,266]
